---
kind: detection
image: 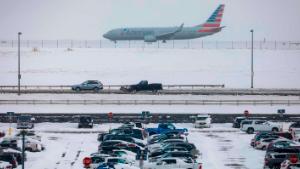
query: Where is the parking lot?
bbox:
[0,122,276,169]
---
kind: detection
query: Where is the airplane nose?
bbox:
[103,32,110,39]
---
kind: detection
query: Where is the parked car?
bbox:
[233,116,267,128]
[145,157,202,169]
[280,154,300,169]
[0,154,17,168]
[264,148,300,169]
[112,149,136,163]
[23,137,44,152]
[110,128,145,140]
[289,122,300,131]
[71,80,103,92]
[0,138,20,151]
[146,123,188,136]
[0,131,5,138]
[266,139,300,153]
[103,134,145,147]
[232,117,247,128]
[255,137,280,150]
[89,153,111,169]
[0,160,12,169]
[162,142,199,156]
[78,116,94,128]
[148,139,185,152]
[1,148,25,165]
[194,114,211,128]
[240,120,282,134]
[120,80,162,93]
[16,115,35,129]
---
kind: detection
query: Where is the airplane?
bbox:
[103,4,225,43]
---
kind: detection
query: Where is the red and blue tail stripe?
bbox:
[198,4,225,32]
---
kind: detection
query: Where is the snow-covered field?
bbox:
[1,47,300,88]
[0,123,276,169]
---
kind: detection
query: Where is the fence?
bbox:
[1,39,300,50]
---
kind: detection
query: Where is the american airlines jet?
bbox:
[103,4,225,43]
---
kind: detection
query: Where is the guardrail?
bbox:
[1,99,299,106]
[1,113,300,123]
[0,84,225,90]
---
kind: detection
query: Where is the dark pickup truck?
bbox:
[120,80,163,93]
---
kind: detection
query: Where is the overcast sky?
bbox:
[0,0,300,41]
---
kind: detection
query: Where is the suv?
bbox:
[16,115,34,129]
[78,116,93,128]
[240,120,282,134]
[194,114,211,128]
[71,80,103,92]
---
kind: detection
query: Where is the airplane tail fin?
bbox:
[197,4,225,32]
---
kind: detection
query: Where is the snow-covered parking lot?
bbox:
[0,123,279,169]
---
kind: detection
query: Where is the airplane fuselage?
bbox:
[103,26,215,42]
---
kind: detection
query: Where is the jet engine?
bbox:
[144,35,157,42]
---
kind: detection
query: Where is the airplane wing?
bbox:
[156,23,184,40]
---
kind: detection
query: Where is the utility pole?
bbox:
[18,32,22,95]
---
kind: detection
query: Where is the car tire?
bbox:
[94,87,100,92]
[262,146,266,150]
[272,127,279,132]
[75,87,81,92]
[247,128,254,134]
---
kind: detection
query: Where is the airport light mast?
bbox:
[250,29,254,88]
[18,32,22,95]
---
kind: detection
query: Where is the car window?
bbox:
[160,124,168,129]
[167,125,175,130]
[255,121,265,124]
[162,159,177,164]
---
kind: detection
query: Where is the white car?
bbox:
[19,137,44,152]
[0,160,12,169]
[194,114,211,128]
[254,137,280,150]
[112,149,136,163]
[148,139,185,152]
[144,157,202,169]
[240,120,282,134]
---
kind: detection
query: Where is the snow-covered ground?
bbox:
[1,123,292,169]
[1,47,300,88]
[0,93,299,114]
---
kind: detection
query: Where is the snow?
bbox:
[0,47,300,88]
[0,122,277,169]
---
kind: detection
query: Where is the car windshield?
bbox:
[80,117,91,123]
[196,117,208,120]
[18,116,31,122]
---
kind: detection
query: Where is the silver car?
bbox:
[71,80,103,92]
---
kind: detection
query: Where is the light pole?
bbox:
[250,29,254,88]
[18,32,22,95]
[20,129,27,169]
